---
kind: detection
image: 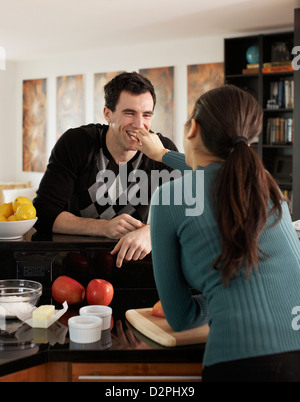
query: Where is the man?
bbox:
[34,72,178,267]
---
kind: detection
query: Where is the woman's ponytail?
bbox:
[191,85,283,285]
[213,140,282,285]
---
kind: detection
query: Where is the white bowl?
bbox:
[0,218,37,240]
[68,315,103,344]
[80,305,112,330]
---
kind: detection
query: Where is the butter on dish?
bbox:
[32,305,55,328]
[16,301,68,328]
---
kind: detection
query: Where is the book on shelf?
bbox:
[242,67,259,74]
[265,117,294,144]
[263,61,292,68]
[281,189,293,215]
[247,63,259,69]
[267,80,294,109]
[242,61,293,74]
[242,63,259,75]
[262,60,293,73]
[262,65,293,73]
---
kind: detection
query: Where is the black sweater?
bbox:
[33,124,179,233]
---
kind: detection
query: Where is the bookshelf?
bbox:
[224,22,299,220]
[293,8,300,220]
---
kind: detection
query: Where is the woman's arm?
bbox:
[135,128,191,173]
[150,184,208,331]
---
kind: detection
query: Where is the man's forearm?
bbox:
[52,211,145,239]
[52,211,110,237]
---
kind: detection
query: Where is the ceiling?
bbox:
[0,0,299,61]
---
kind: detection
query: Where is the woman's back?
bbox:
[137,84,300,380]
[151,155,300,366]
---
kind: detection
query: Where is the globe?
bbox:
[246,45,259,64]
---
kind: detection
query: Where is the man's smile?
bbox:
[126,130,138,141]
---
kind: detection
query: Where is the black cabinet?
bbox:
[293,8,300,220]
[224,25,299,220]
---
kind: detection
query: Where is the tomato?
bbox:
[86,279,114,306]
[52,275,85,305]
[152,300,165,318]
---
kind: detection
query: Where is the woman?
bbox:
[134,85,300,382]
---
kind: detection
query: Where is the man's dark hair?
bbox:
[104,71,156,111]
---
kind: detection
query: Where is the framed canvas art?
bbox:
[187,63,224,117]
[139,66,174,141]
[22,78,47,172]
[56,74,85,138]
[94,71,122,124]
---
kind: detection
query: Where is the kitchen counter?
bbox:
[0,227,117,251]
[0,229,205,381]
[0,302,205,381]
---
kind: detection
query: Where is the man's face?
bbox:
[105,90,154,151]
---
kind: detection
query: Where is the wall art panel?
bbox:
[139,66,174,141]
[22,78,47,172]
[56,74,85,138]
[187,63,224,117]
[94,71,122,124]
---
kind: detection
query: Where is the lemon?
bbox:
[15,204,36,220]
[12,197,33,213]
[7,214,19,221]
[0,202,14,218]
[0,215,7,222]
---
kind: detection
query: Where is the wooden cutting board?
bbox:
[125,308,209,347]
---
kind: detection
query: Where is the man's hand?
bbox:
[110,224,151,268]
[103,214,144,239]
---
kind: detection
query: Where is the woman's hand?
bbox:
[134,128,169,162]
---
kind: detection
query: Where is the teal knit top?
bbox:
[150,151,300,367]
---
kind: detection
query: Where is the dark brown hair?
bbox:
[104,71,156,111]
[190,85,283,285]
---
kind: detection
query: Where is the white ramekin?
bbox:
[79,305,112,330]
[68,315,103,343]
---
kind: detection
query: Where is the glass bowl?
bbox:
[0,280,42,319]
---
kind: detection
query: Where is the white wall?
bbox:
[0,61,18,181]
[1,35,225,187]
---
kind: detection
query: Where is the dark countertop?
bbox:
[0,229,205,378]
[0,228,117,251]
[0,302,205,378]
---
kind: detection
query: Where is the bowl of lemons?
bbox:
[0,196,37,240]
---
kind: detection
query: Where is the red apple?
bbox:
[152,300,165,318]
[86,278,114,306]
[52,275,85,305]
